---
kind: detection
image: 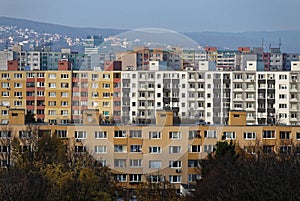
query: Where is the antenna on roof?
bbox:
[279,37,282,49]
[261,37,264,51]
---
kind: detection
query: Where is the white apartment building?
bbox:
[120,67,300,126]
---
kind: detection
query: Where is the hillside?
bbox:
[1,16,300,52]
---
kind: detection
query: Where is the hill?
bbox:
[1,16,300,52]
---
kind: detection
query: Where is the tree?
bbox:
[190,141,300,201]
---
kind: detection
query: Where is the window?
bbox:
[114,159,126,167]
[262,130,275,139]
[103,93,110,98]
[189,130,201,139]
[49,92,56,97]
[223,132,236,140]
[130,159,142,167]
[61,101,68,106]
[1,110,8,116]
[91,74,99,79]
[114,145,126,153]
[188,145,201,153]
[0,131,11,138]
[14,83,22,88]
[1,73,9,78]
[92,83,98,88]
[56,130,67,138]
[103,74,110,79]
[37,73,44,78]
[9,72,20,81]
[102,83,110,88]
[204,130,217,138]
[61,74,69,79]
[48,110,56,115]
[149,146,161,154]
[0,146,9,153]
[95,131,107,139]
[149,132,161,139]
[19,131,31,138]
[169,175,181,183]
[188,174,201,182]
[2,91,9,97]
[149,160,161,169]
[36,91,44,96]
[91,92,99,98]
[263,145,274,153]
[169,131,182,139]
[244,132,256,140]
[279,104,287,109]
[129,130,142,138]
[244,146,256,154]
[26,73,35,78]
[61,110,68,116]
[279,131,290,139]
[49,83,56,88]
[49,73,56,79]
[95,146,107,154]
[14,101,22,106]
[204,145,214,153]
[75,131,87,139]
[188,160,200,168]
[279,146,292,154]
[61,83,69,88]
[130,145,142,153]
[129,174,142,182]
[61,92,68,97]
[116,174,127,182]
[169,146,181,154]
[1,82,9,88]
[169,161,182,168]
[114,130,126,138]
[48,101,56,106]
[36,82,44,88]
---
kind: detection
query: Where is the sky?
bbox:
[1,0,300,32]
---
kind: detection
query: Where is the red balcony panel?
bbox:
[26,87,35,91]
[81,88,88,92]
[81,78,88,83]
[113,97,121,101]
[26,78,35,82]
[114,88,121,92]
[72,87,80,92]
[36,105,45,110]
[81,97,88,101]
[37,78,45,82]
[73,78,80,82]
[113,106,121,111]
[26,105,34,110]
[114,78,121,83]
[72,106,81,110]
[36,114,45,119]
[37,96,45,101]
[26,96,35,101]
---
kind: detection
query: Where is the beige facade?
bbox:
[1,111,300,190]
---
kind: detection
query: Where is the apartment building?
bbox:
[0,68,118,124]
[2,66,300,126]
[3,109,300,193]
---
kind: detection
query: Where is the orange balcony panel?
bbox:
[72,78,80,82]
[114,88,121,92]
[81,78,88,83]
[113,97,121,101]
